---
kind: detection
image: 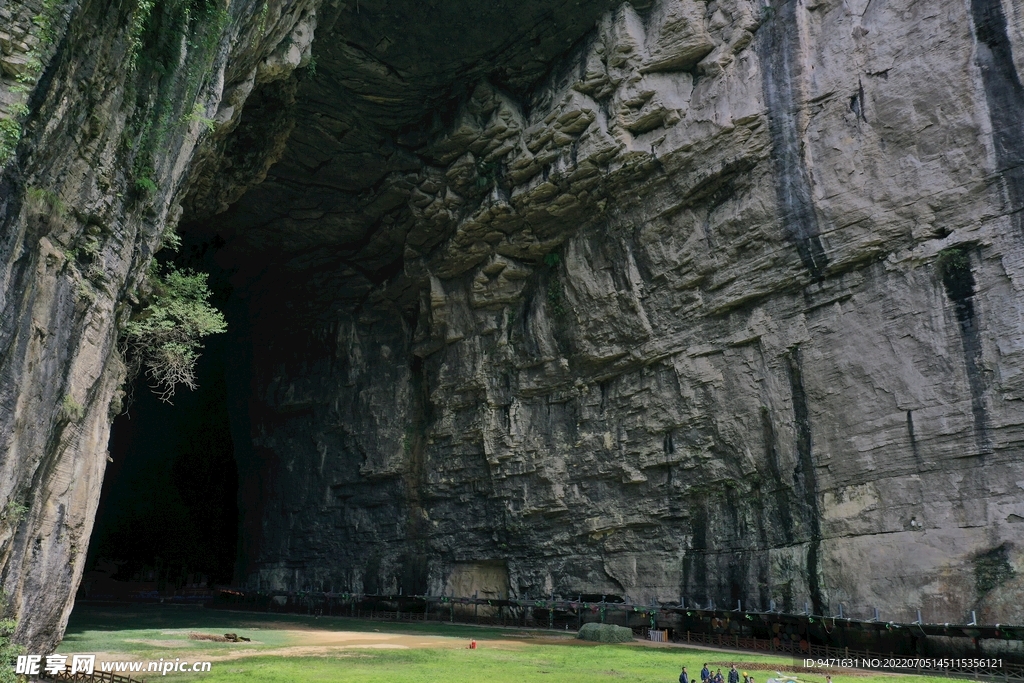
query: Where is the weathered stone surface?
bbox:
[3,0,1024,653]
[224,0,1024,628]
[0,0,318,651]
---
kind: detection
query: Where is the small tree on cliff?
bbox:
[124,264,226,402]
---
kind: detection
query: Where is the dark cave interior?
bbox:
[81,0,646,589]
[87,338,239,587]
[85,242,241,589]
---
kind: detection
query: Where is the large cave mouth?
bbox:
[83,328,239,591]
[43,0,1023,631]
[84,0,641,598]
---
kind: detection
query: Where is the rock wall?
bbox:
[0,0,318,650]
[3,0,1024,652]
[233,0,1024,626]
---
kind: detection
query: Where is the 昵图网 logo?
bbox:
[15,653,95,675]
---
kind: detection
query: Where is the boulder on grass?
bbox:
[577,622,634,643]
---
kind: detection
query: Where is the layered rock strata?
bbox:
[227,0,1024,626]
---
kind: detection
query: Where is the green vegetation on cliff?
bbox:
[124,0,231,196]
[0,119,20,165]
[125,264,226,402]
[0,596,22,683]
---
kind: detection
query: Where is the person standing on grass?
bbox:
[680,666,689,683]
[701,664,711,682]
[729,664,740,683]
[715,668,725,683]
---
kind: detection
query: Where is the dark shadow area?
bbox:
[82,311,238,592]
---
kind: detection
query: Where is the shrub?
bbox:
[1,502,28,526]
[124,264,226,402]
[0,610,22,683]
[0,118,20,165]
[61,394,85,421]
[577,622,634,643]
[135,176,158,194]
[25,186,67,217]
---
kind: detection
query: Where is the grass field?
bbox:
[55,603,966,683]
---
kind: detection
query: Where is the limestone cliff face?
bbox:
[3,0,1024,651]
[227,0,1024,626]
[0,0,317,650]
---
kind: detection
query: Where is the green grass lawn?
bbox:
[61,602,537,642]
[56,603,967,683]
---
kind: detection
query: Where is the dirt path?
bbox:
[99,628,528,666]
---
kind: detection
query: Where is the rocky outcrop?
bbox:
[223,0,1024,627]
[4,0,1024,651]
[0,0,318,651]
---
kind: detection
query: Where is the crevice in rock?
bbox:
[758,0,829,279]
[970,0,1024,235]
[752,484,772,610]
[937,246,991,455]
[785,347,823,615]
[681,497,709,605]
[399,351,431,596]
[906,409,923,467]
[760,406,795,546]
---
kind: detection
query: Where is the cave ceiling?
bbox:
[182,0,637,320]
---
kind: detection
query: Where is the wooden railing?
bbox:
[39,670,144,683]
[211,589,1024,678]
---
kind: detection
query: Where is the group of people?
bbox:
[679,664,755,683]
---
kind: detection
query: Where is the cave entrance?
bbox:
[81,326,239,596]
